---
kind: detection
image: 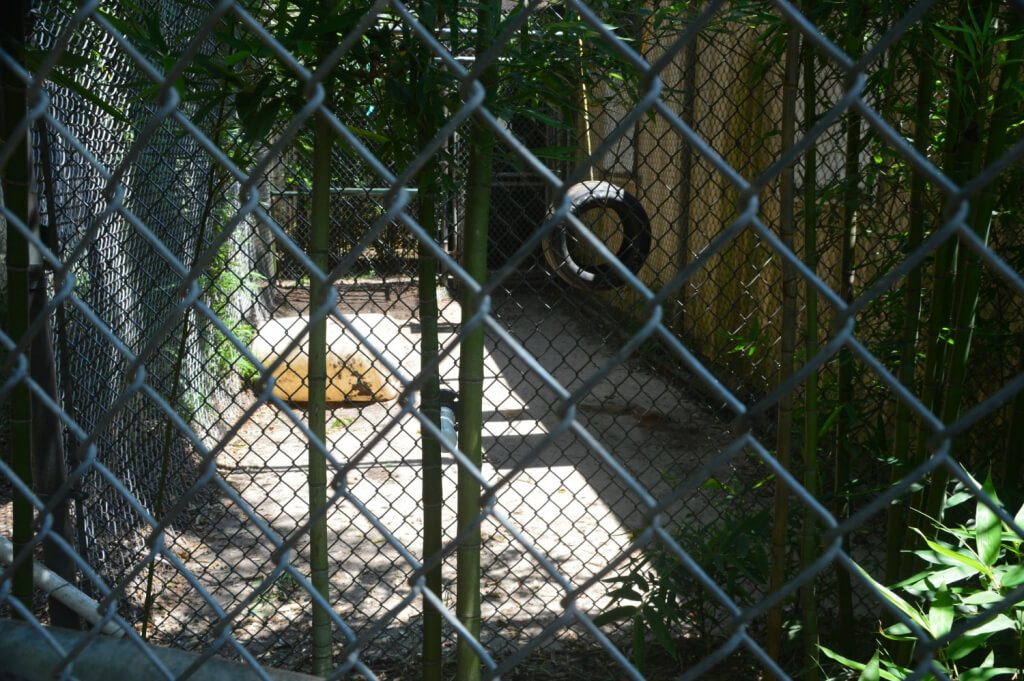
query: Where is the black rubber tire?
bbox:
[542,181,652,290]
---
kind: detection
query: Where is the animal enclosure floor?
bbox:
[158,280,737,671]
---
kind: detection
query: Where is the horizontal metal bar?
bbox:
[266,187,419,196]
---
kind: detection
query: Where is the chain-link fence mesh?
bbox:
[2,0,1023,679]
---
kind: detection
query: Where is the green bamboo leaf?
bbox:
[642,604,677,660]
[997,564,1024,588]
[927,585,954,638]
[517,107,573,131]
[880,622,917,641]
[632,612,646,674]
[343,125,389,144]
[592,605,638,626]
[947,615,1016,661]
[966,613,1016,637]
[242,98,284,145]
[819,647,906,681]
[221,51,251,67]
[947,633,989,661]
[1008,502,1024,545]
[976,473,1002,566]
[857,651,880,681]
[957,667,1016,680]
[896,563,974,590]
[606,585,643,602]
[817,406,842,437]
[961,589,1004,606]
[46,73,130,126]
[24,48,91,71]
[634,571,648,592]
[912,529,989,577]
[957,651,1017,680]
[819,645,868,671]
[946,490,975,509]
[856,565,932,634]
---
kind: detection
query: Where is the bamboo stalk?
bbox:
[833,0,866,640]
[1,0,35,614]
[884,40,932,586]
[946,16,1021,416]
[903,0,983,576]
[673,37,698,336]
[926,14,1020,516]
[415,4,444,679]
[767,22,801,673]
[456,132,491,681]
[308,106,332,678]
[419,172,443,681]
[456,3,499,679]
[799,37,821,681]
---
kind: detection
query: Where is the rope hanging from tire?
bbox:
[542,181,652,290]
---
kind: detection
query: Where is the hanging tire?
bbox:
[542,181,652,290]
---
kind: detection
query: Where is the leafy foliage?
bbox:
[822,474,1024,681]
[203,238,262,383]
[595,476,771,673]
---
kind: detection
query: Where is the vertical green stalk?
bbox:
[799,38,821,681]
[457,4,498,680]
[419,169,443,681]
[884,45,932,586]
[456,132,492,681]
[909,1,994,544]
[673,38,698,336]
[902,0,990,580]
[414,4,444,679]
[944,15,1021,415]
[308,107,332,677]
[833,0,865,640]
[768,22,801,671]
[1,0,34,614]
[926,14,1020,515]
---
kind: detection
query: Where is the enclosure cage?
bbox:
[2,1,1024,681]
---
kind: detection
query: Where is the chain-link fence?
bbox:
[2,0,1023,679]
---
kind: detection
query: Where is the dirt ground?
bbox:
[149,279,742,674]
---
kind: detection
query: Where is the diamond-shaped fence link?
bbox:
[2,0,1023,679]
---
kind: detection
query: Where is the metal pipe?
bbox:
[265,188,419,196]
[439,389,458,452]
[0,619,320,681]
[0,537,120,637]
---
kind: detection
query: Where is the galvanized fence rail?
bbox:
[2,0,1023,680]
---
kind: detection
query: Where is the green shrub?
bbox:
[595,476,772,674]
[822,473,1024,681]
[203,236,263,384]
[214,318,258,383]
